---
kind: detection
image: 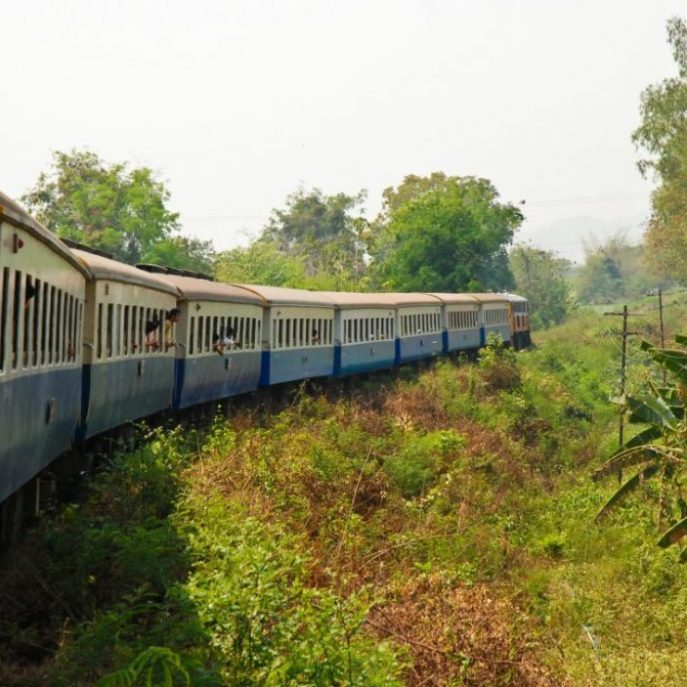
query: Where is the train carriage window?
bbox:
[114,304,121,357]
[55,291,61,363]
[0,268,8,373]
[11,271,22,370]
[66,295,73,362]
[131,306,138,354]
[22,275,31,367]
[212,316,218,350]
[204,316,211,354]
[32,278,41,366]
[71,295,77,361]
[137,307,144,354]
[106,303,114,358]
[39,282,50,365]
[60,294,67,364]
[123,306,130,355]
[62,292,69,363]
[56,290,65,363]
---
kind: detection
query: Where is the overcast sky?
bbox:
[2,0,684,261]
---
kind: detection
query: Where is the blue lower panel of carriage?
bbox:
[397,334,443,364]
[173,352,261,409]
[483,325,511,345]
[80,357,174,439]
[260,347,334,386]
[446,328,481,353]
[334,341,396,377]
[0,367,81,504]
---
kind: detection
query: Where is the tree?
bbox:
[22,149,182,265]
[142,235,216,275]
[369,173,523,292]
[509,245,570,328]
[575,231,656,304]
[633,16,687,282]
[214,240,309,287]
[261,187,368,289]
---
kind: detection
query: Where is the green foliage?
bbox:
[593,334,687,552]
[369,172,523,292]
[632,16,687,283]
[182,499,402,686]
[574,232,654,304]
[509,245,570,328]
[142,235,216,275]
[22,149,185,265]
[384,429,465,498]
[214,239,309,287]
[259,187,368,289]
[98,647,190,687]
[477,333,521,391]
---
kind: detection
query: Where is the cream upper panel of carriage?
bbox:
[340,307,396,344]
[0,221,87,378]
[84,280,178,365]
[183,300,264,357]
[480,301,510,326]
[397,305,442,337]
[445,303,479,331]
[269,304,334,350]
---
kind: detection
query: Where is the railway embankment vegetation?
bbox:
[3,302,687,685]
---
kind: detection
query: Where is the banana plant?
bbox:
[592,336,687,557]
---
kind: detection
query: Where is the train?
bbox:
[0,189,530,519]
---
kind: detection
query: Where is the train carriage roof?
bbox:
[71,249,179,296]
[235,284,336,308]
[162,274,264,305]
[467,293,511,304]
[317,292,402,308]
[500,292,528,303]
[426,293,480,305]
[383,293,444,307]
[0,190,92,278]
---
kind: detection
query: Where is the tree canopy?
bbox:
[509,246,570,328]
[369,173,523,292]
[633,16,687,282]
[259,187,368,289]
[574,232,656,304]
[22,149,212,270]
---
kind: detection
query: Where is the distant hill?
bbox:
[515,214,646,264]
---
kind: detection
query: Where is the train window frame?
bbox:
[0,268,8,373]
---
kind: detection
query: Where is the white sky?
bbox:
[1,0,684,260]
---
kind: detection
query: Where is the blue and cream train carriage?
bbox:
[0,190,531,519]
[72,249,179,439]
[160,273,264,409]
[0,192,89,505]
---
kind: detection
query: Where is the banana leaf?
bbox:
[595,464,660,522]
[622,425,663,450]
[592,445,666,481]
[658,516,687,548]
[627,395,679,429]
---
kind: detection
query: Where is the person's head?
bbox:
[167,308,181,323]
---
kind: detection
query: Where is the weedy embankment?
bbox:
[3,309,687,685]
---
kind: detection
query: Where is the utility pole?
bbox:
[604,306,640,477]
[658,289,665,349]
